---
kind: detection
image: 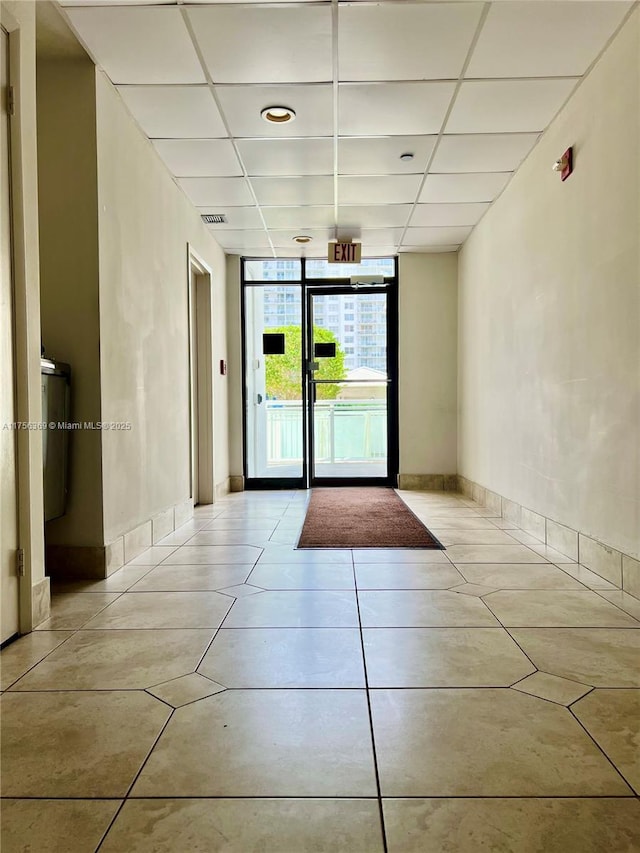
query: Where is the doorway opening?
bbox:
[1,24,19,643]
[241,257,398,489]
[189,250,214,506]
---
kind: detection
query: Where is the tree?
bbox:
[265,326,346,400]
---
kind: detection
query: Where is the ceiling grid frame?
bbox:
[396,1,491,252]
[331,0,339,240]
[57,0,638,257]
[178,2,277,257]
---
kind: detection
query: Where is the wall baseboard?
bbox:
[216,477,231,499]
[398,474,459,491]
[31,576,51,628]
[46,496,195,580]
[45,545,111,580]
[229,475,244,492]
[458,475,639,601]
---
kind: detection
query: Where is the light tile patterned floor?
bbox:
[1,489,639,852]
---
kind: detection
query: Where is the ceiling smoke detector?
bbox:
[400,152,414,162]
[293,235,312,244]
[201,214,227,224]
[261,106,296,124]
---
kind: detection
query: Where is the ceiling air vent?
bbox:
[201,214,227,225]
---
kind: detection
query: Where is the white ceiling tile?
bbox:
[339,175,422,205]
[400,245,460,254]
[338,205,412,229]
[339,3,483,81]
[251,176,334,207]
[338,136,436,175]
[227,248,275,257]
[359,229,404,247]
[447,79,578,133]
[61,1,175,5]
[65,7,204,84]
[339,83,456,136]
[178,177,254,207]
[262,207,335,229]
[433,133,540,173]
[270,229,335,248]
[236,139,333,177]
[358,246,398,258]
[410,202,489,228]
[199,207,264,230]
[467,1,632,78]
[152,139,242,177]
[216,85,333,138]
[187,0,318,3]
[187,6,332,84]
[420,172,510,204]
[403,226,472,246]
[117,86,227,139]
[215,230,272,250]
[274,246,328,259]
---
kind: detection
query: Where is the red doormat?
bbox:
[297,487,444,549]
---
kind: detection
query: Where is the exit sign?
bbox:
[328,241,362,264]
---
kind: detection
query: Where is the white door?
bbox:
[190,269,199,503]
[0,26,20,643]
[189,263,214,505]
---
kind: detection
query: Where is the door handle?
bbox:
[256,393,263,404]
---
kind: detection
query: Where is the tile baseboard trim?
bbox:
[458,475,639,600]
[215,477,231,500]
[45,545,110,580]
[229,475,245,492]
[46,497,195,580]
[398,474,459,491]
[31,576,51,629]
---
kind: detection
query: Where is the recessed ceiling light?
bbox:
[293,235,312,244]
[400,152,414,161]
[261,106,296,124]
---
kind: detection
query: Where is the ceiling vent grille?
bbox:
[201,214,227,225]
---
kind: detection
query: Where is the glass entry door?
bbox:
[244,283,305,485]
[242,260,398,489]
[307,288,394,486]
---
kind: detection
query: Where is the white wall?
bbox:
[37,58,103,547]
[95,72,229,545]
[458,9,640,559]
[226,253,459,482]
[399,253,458,476]
[226,255,244,479]
[2,0,48,628]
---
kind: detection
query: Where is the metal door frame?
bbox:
[306,283,398,488]
[241,257,399,490]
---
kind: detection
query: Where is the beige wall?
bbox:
[1,0,49,628]
[226,253,459,482]
[399,253,458,477]
[95,72,229,545]
[226,255,244,479]
[37,58,103,547]
[458,9,640,559]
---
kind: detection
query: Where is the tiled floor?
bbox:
[1,489,639,852]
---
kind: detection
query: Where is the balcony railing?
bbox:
[266,400,387,463]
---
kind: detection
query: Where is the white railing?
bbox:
[266,399,387,463]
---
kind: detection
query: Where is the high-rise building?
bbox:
[256,260,389,372]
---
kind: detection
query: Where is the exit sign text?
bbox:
[328,242,362,264]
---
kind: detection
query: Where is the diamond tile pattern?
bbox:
[3,489,638,850]
[60,1,631,255]
[147,673,226,708]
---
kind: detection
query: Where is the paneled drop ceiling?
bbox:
[57,0,633,258]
